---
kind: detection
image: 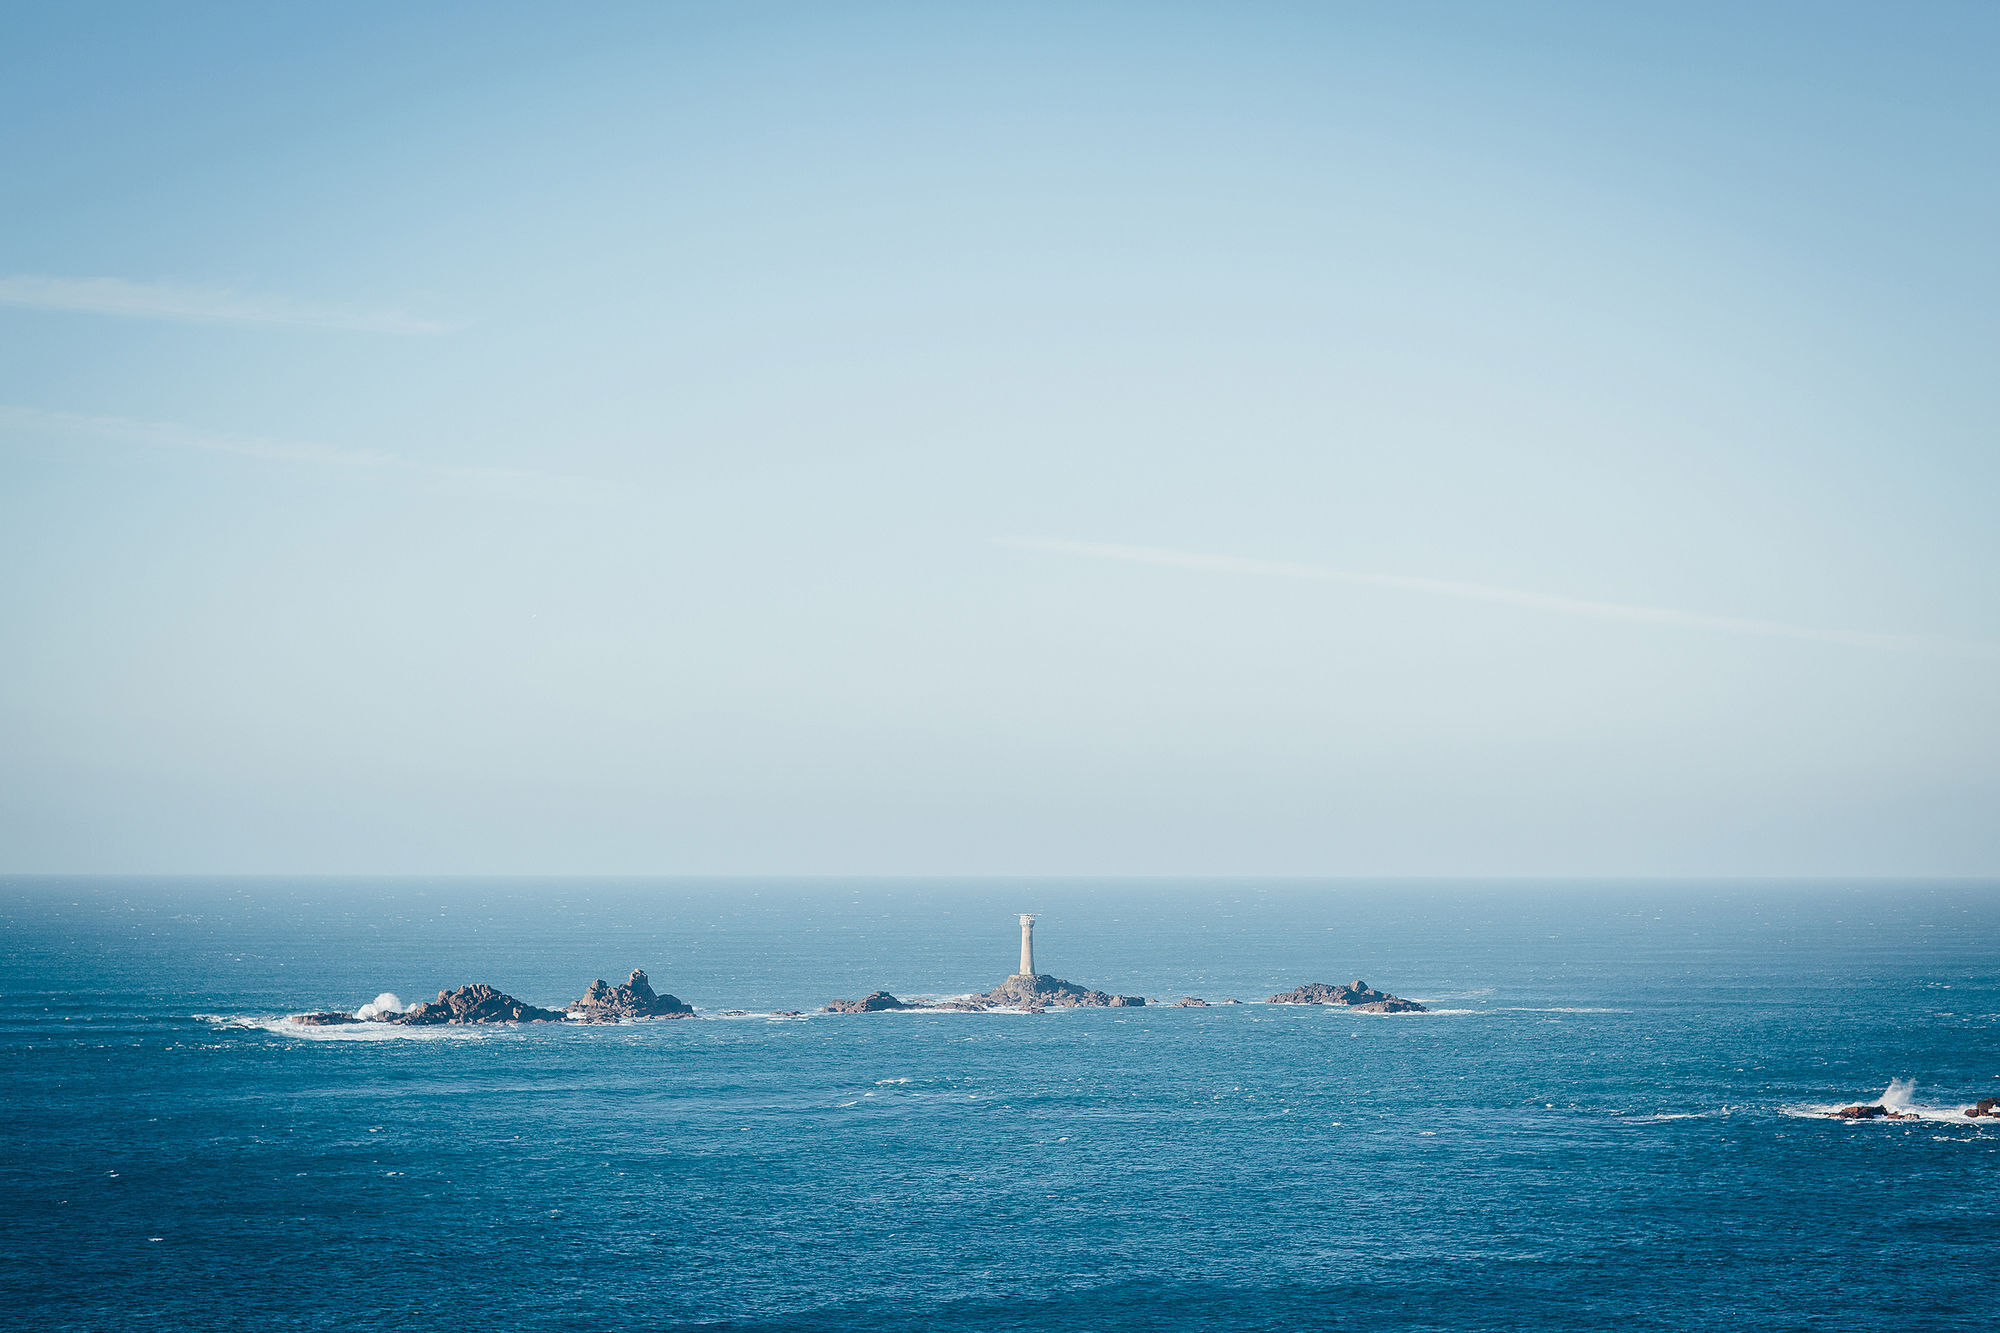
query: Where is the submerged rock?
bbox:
[823,990,915,1013]
[567,970,695,1022]
[289,1010,363,1026]
[1266,980,1427,1013]
[392,983,564,1024]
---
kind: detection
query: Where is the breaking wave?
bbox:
[197,1014,497,1042]
[1781,1078,1993,1124]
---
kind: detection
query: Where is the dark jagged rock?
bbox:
[393,984,564,1024]
[827,974,1145,1013]
[822,990,915,1014]
[1266,979,1426,1013]
[1831,1103,1914,1120]
[1964,1097,2000,1118]
[289,1011,362,1026]
[1174,997,1209,1007]
[975,973,1145,1009]
[567,970,695,1022]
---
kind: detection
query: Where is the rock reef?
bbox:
[398,983,564,1024]
[1830,1103,1916,1120]
[1266,980,1427,1013]
[1966,1097,1999,1118]
[289,974,691,1027]
[291,983,562,1026]
[567,970,694,1022]
[822,990,915,1013]
[979,973,1145,1009]
[823,973,1147,1014]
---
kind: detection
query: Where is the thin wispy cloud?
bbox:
[0,404,604,499]
[0,275,456,335]
[1001,536,1996,657]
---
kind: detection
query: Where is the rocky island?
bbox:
[1266,980,1427,1013]
[1830,1102,1915,1120]
[822,915,1146,1013]
[823,990,915,1013]
[820,974,1146,1014]
[288,970,691,1027]
[291,982,563,1026]
[567,970,694,1022]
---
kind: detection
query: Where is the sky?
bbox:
[1,1,1995,876]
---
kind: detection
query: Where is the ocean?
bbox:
[2,879,1995,1331]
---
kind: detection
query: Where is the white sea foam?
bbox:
[354,993,405,1020]
[198,1014,493,1042]
[1780,1078,1992,1124]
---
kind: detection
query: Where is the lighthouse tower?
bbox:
[1015,914,1037,979]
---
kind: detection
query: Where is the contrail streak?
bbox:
[1000,536,1996,657]
[0,404,606,499]
[0,275,455,335]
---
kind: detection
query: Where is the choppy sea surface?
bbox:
[2,878,1996,1332]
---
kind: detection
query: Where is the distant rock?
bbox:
[289,1010,363,1026]
[1963,1097,1999,1118]
[392,983,564,1025]
[567,970,695,1022]
[824,974,1145,1013]
[1830,1103,1915,1120]
[1174,997,1209,1007]
[1266,980,1427,1013]
[823,991,915,1014]
[976,973,1145,1009]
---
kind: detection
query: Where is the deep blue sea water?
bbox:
[2,879,1997,1332]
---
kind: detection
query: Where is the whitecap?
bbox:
[200,1014,494,1042]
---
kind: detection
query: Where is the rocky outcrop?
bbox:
[975,973,1145,1009]
[1962,1098,1999,1118]
[567,970,694,1022]
[395,984,564,1024]
[288,983,560,1026]
[1831,1103,1915,1120]
[822,990,915,1013]
[1266,980,1426,1013]
[1174,997,1209,1007]
[823,974,1146,1013]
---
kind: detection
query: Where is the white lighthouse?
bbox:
[1016,913,1037,978]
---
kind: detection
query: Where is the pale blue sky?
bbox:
[2,2,1995,875]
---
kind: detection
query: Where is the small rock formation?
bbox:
[1831,1103,1915,1121]
[823,990,915,1013]
[1266,979,1427,1013]
[1174,997,1209,1007]
[289,983,560,1026]
[567,970,695,1022]
[395,983,563,1024]
[823,974,1146,1013]
[1962,1097,1999,1118]
[977,973,1145,1009]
